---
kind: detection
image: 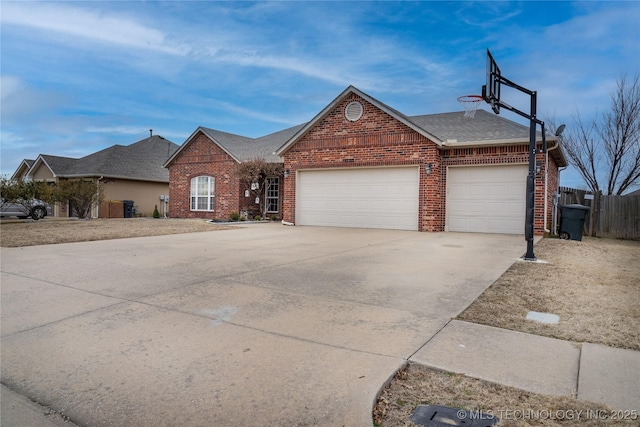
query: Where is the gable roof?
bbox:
[28,135,178,182]
[275,85,442,156]
[35,155,79,176]
[275,86,566,166]
[165,123,307,167]
[10,159,35,180]
[166,85,567,168]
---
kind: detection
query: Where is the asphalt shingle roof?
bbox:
[196,110,538,162]
[40,155,80,174]
[200,123,307,163]
[408,109,536,143]
[40,135,179,182]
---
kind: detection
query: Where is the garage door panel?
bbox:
[500,201,525,215]
[297,167,419,231]
[447,165,527,234]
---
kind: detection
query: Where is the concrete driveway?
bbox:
[1,224,525,426]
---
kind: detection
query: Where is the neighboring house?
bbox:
[168,86,567,235]
[13,135,179,218]
[10,159,35,181]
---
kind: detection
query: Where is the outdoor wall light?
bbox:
[425,163,433,175]
[284,169,290,178]
[536,161,542,174]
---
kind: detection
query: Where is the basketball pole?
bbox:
[483,68,543,261]
[524,92,537,261]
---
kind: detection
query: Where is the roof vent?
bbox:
[345,101,363,122]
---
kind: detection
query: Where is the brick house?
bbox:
[164,125,303,221]
[168,86,566,234]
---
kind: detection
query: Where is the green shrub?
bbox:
[230,212,240,221]
[153,205,160,218]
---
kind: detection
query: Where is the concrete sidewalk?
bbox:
[412,320,640,412]
[1,384,79,427]
[4,321,638,427]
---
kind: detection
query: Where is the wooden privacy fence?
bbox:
[557,187,640,240]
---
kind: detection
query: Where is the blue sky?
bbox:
[1,1,639,188]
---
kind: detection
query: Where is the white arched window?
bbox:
[190,176,215,211]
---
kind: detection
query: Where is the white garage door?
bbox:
[297,167,419,230]
[447,165,527,234]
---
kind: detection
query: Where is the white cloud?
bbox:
[85,126,153,135]
[0,130,29,150]
[0,75,71,123]
[0,75,24,100]
[1,1,455,94]
[1,2,188,55]
[84,126,187,143]
[204,98,304,127]
[455,2,524,28]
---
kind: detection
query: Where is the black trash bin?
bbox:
[123,200,134,218]
[558,204,590,241]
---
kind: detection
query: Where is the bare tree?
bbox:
[562,75,640,195]
[52,179,104,219]
[235,159,283,218]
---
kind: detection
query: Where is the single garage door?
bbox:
[297,166,419,230]
[447,165,527,234]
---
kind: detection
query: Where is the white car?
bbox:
[0,200,49,220]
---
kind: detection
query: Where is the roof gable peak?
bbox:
[275,85,442,156]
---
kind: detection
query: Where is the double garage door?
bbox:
[295,164,527,234]
[297,167,419,231]
[446,165,527,234]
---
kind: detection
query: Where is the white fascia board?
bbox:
[28,156,56,178]
[61,174,169,183]
[441,135,558,148]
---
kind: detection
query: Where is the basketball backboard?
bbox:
[482,49,501,114]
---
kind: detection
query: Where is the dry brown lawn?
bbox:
[458,237,640,351]
[375,364,638,427]
[375,237,640,426]
[0,218,233,247]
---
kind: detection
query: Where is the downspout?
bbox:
[96,176,103,219]
[545,142,561,233]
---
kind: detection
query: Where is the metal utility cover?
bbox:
[526,311,560,324]
[410,405,498,427]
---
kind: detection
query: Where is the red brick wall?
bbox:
[282,93,441,231]
[167,131,241,220]
[282,93,560,234]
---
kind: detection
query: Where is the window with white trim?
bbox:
[190,176,215,211]
[265,177,279,213]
